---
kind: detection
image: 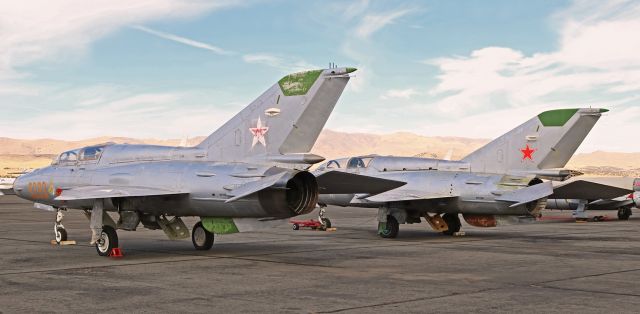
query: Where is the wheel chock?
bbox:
[109,247,124,258]
[325,227,337,232]
[453,231,466,237]
[50,240,77,246]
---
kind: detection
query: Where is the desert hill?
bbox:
[1,131,638,177]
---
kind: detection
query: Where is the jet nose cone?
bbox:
[12,176,24,195]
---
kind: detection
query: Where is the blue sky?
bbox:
[1,0,639,152]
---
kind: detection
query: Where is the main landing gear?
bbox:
[378,215,399,238]
[54,209,68,244]
[192,221,214,250]
[96,225,118,256]
[441,213,462,236]
[376,207,463,239]
[618,206,633,220]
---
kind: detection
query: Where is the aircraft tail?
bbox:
[461,108,607,174]
[197,67,356,162]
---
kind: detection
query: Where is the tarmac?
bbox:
[1,195,639,313]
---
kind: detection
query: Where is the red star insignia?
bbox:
[249,117,269,147]
[520,144,536,161]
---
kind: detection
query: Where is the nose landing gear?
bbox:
[54,209,67,244]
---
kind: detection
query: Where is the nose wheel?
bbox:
[95,226,118,256]
[54,209,68,244]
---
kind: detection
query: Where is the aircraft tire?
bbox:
[379,215,399,239]
[96,226,118,256]
[55,227,67,243]
[321,218,332,228]
[192,221,214,250]
[618,207,632,220]
[442,213,461,236]
[292,223,300,230]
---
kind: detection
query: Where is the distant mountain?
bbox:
[0,136,206,155]
[311,130,489,161]
[1,131,638,177]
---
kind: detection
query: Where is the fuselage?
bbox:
[14,143,311,218]
[315,156,545,216]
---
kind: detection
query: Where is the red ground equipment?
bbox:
[290,218,332,231]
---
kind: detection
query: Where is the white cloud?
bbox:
[354,8,412,39]
[130,25,315,72]
[242,53,318,73]
[422,0,640,117]
[338,6,416,94]
[339,0,370,20]
[380,88,418,100]
[0,90,240,140]
[0,0,241,79]
[132,25,233,55]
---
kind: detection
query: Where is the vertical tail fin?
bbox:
[197,67,356,162]
[462,108,607,174]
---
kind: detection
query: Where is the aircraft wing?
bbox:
[587,198,634,210]
[550,177,634,200]
[0,188,15,195]
[225,172,290,203]
[55,185,187,201]
[364,189,456,203]
[495,181,554,207]
[315,171,406,195]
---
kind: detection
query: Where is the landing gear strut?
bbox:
[318,207,331,229]
[442,213,461,236]
[618,206,632,220]
[54,209,67,244]
[192,221,214,250]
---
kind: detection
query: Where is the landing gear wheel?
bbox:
[618,207,632,220]
[192,221,214,250]
[95,226,118,257]
[442,213,461,236]
[55,227,67,243]
[378,215,399,239]
[292,223,300,230]
[321,218,332,229]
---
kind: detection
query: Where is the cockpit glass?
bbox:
[54,150,79,165]
[79,146,105,161]
[347,157,372,169]
[326,160,341,169]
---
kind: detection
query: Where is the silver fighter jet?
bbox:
[12,67,398,256]
[315,108,607,238]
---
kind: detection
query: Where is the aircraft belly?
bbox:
[318,194,355,207]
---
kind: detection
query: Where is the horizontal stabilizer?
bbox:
[225,172,289,203]
[56,186,187,201]
[496,181,553,206]
[315,171,406,194]
[365,190,456,203]
[550,177,635,200]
